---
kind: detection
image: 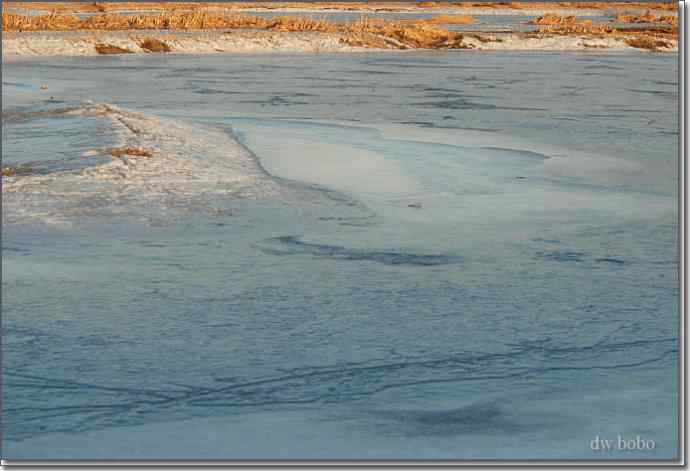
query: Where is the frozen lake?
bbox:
[2,50,679,460]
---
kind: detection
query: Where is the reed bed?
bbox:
[458,2,676,10]
[536,22,614,34]
[528,12,676,49]
[529,12,676,41]
[615,11,678,26]
[3,11,342,32]
[2,11,463,49]
[406,14,477,25]
[4,1,679,15]
[2,8,677,51]
[342,16,462,48]
[4,2,423,14]
[615,10,658,23]
[532,15,613,34]
[529,14,579,25]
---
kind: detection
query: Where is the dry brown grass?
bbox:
[530,15,676,42]
[529,14,578,25]
[2,10,464,49]
[269,15,333,32]
[530,12,677,39]
[410,14,477,25]
[456,2,676,10]
[459,3,498,8]
[341,16,463,48]
[3,5,677,49]
[615,10,657,23]
[3,11,335,32]
[5,2,679,14]
[95,43,133,54]
[139,36,171,52]
[530,15,614,34]
[648,3,678,11]
[659,15,679,26]
[4,1,441,14]
[107,147,154,157]
[538,23,612,34]
[615,10,678,26]
[5,2,247,13]
[3,12,81,31]
[456,2,518,9]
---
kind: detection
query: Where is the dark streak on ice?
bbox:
[255,235,463,266]
[3,333,677,440]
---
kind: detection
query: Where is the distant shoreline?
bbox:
[3,1,678,15]
[2,29,677,57]
[2,1,678,56]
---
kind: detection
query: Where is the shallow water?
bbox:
[2,50,679,460]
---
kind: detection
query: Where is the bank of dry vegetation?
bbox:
[526,12,676,49]
[1,4,677,52]
[3,1,678,14]
[2,11,465,49]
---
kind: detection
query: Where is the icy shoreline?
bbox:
[2,31,362,56]
[2,30,677,57]
[2,103,284,225]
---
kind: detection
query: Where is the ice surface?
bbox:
[2,50,679,460]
